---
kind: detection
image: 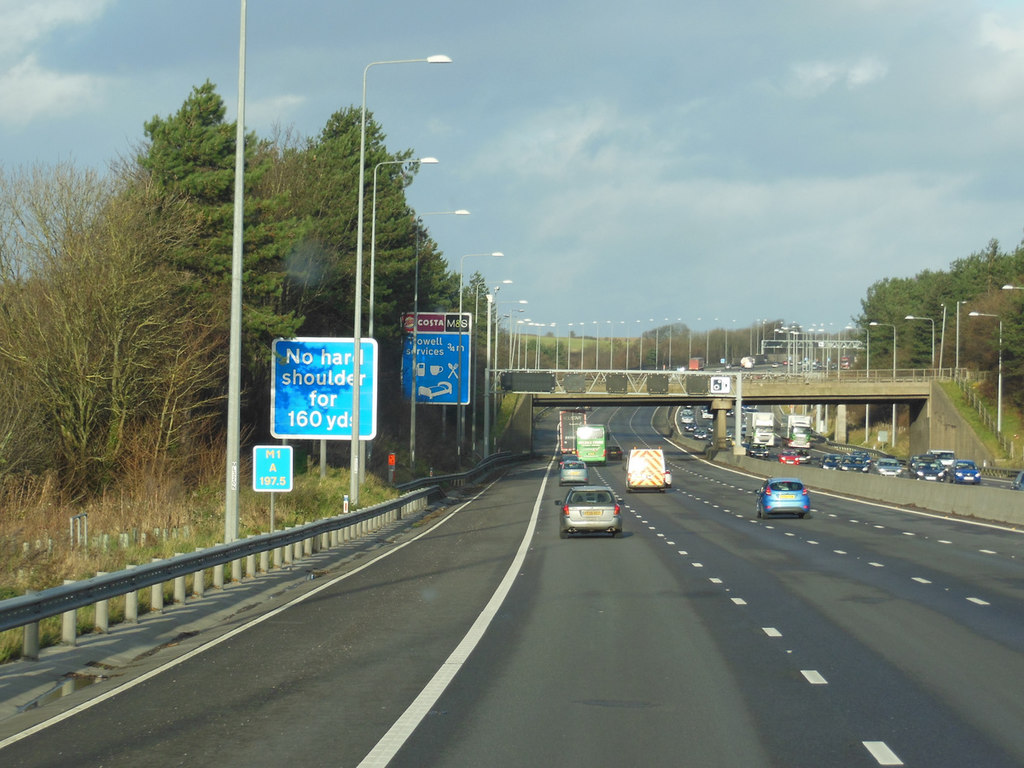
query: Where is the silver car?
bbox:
[556,485,622,538]
[559,459,589,486]
[875,458,904,477]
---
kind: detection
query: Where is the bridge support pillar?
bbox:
[835,404,848,444]
[711,399,731,449]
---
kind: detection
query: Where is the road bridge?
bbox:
[493,367,973,458]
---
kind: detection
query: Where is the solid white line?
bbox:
[0,480,500,753]
[863,740,904,765]
[357,466,547,767]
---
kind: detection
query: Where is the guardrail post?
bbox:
[193,548,205,598]
[283,529,294,565]
[231,557,242,583]
[125,565,139,622]
[246,549,256,579]
[274,544,283,568]
[22,591,39,660]
[303,536,313,557]
[62,579,77,645]
[213,544,225,588]
[293,539,303,562]
[95,572,109,633]
[173,555,186,604]
[260,549,270,573]
[150,559,164,614]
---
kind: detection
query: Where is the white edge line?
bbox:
[357,464,549,767]
[0,478,501,753]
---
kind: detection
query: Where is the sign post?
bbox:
[253,445,294,532]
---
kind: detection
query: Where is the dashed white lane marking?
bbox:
[709,578,723,584]
[762,627,782,637]
[979,549,996,554]
[801,670,828,685]
[967,597,990,606]
[901,531,915,536]
[692,562,704,568]
[912,577,932,584]
[833,550,848,555]
[863,740,904,765]
[677,550,688,556]
[938,539,952,544]
[731,597,747,606]
[868,562,885,568]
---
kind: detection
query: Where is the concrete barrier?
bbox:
[716,452,1024,527]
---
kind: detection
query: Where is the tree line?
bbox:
[0,80,467,498]
[0,79,1021,499]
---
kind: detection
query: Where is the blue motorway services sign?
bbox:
[253,445,293,492]
[401,332,470,405]
[271,337,378,440]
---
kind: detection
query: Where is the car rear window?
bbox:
[769,481,803,492]
[570,491,613,505]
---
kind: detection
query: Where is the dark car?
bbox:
[950,460,981,485]
[912,460,946,481]
[746,444,771,459]
[840,455,871,473]
[755,477,811,519]
[606,444,623,461]
[1013,471,1024,491]
[820,454,842,470]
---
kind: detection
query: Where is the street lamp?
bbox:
[904,315,935,366]
[457,252,502,465]
[968,311,1003,434]
[409,209,469,470]
[353,53,451,503]
[370,157,438,336]
[869,321,896,448]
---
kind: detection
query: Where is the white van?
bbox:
[927,449,956,469]
[626,448,672,492]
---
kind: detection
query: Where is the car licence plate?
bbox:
[581,509,604,516]
[780,494,795,500]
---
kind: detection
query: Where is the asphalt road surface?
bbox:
[2,405,1023,767]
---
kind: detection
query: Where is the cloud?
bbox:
[977,11,1024,54]
[0,54,105,126]
[788,56,889,97]
[0,0,112,58]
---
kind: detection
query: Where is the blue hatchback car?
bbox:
[755,477,811,519]
[950,460,981,485]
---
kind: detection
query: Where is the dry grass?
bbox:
[0,444,401,663]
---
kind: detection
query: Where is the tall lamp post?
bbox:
[969,311,1003,434]
[457,252,502,465]
[409,209,469,470]
[370,157,438,337]
[904,315,935,366]
[869,321,897,448]
[353,53,451,504]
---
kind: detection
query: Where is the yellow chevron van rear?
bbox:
[626,448,671,492]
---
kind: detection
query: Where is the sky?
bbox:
[2,0,1024,338]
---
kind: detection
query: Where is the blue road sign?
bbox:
[271,337,378,439]
[401,332,470,405]
[253,445,293,492]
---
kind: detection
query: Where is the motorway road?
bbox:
[2,406,1024,766]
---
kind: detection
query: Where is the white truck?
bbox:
[748,411,775,446]
[786,413,812,449]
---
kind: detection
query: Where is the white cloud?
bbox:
[0,54,105,126]
[978,11,1024,54]
[788,56,888,96]
[0,0,112,58]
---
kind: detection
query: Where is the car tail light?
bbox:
[802,488,808,497]
[562,504,570,516]
[613,503,620,516]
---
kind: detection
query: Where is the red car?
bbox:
[778,450,800,465]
